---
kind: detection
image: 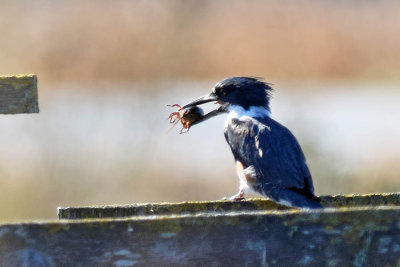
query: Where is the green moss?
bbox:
[321,193,400,208]
[47,223,70,235]
[0,74,36,90]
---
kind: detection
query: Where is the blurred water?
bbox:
[0,81,399,221]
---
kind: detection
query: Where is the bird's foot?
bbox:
[222,190,245,201]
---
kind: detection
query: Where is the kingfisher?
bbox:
[182,77,322,209]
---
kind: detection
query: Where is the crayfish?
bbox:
[167,104,204,134]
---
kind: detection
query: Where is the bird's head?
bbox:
[183,77,273,113]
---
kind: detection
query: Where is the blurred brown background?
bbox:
[1,0,400,222]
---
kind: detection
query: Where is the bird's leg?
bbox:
[222,189,245,201]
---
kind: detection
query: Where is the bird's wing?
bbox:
[225,117,315,195]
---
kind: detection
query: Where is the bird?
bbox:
[182,77,322,209]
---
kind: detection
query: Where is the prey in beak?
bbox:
[167,91,227,133]
[183,91,227,125]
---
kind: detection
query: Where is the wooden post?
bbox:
[0,193,399,266]
[0,74,39,114]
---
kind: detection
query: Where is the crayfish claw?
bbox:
[168,112,181,123]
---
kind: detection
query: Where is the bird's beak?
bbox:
[181,91,226,127]
[182,92,218,109]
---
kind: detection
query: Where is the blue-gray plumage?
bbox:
[182,77,322,209]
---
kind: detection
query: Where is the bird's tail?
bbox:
[274,188,323,209]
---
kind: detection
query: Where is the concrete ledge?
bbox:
[1,206,399,266]
[58,192,400,219]
[0,74,39,114]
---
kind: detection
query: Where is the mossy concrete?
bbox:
[0,74,39,114]
[1,206,399,266]
[58,192,400,219]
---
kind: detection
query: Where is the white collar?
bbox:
[227,105,271,119]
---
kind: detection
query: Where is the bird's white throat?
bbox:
[228,105,271,119]
[225,105,271,128]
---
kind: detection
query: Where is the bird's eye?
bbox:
[221,90,228,96]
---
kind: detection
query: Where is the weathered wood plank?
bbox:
[1,206,399,266]
[58,192,400,219]
[0,74,39,114]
